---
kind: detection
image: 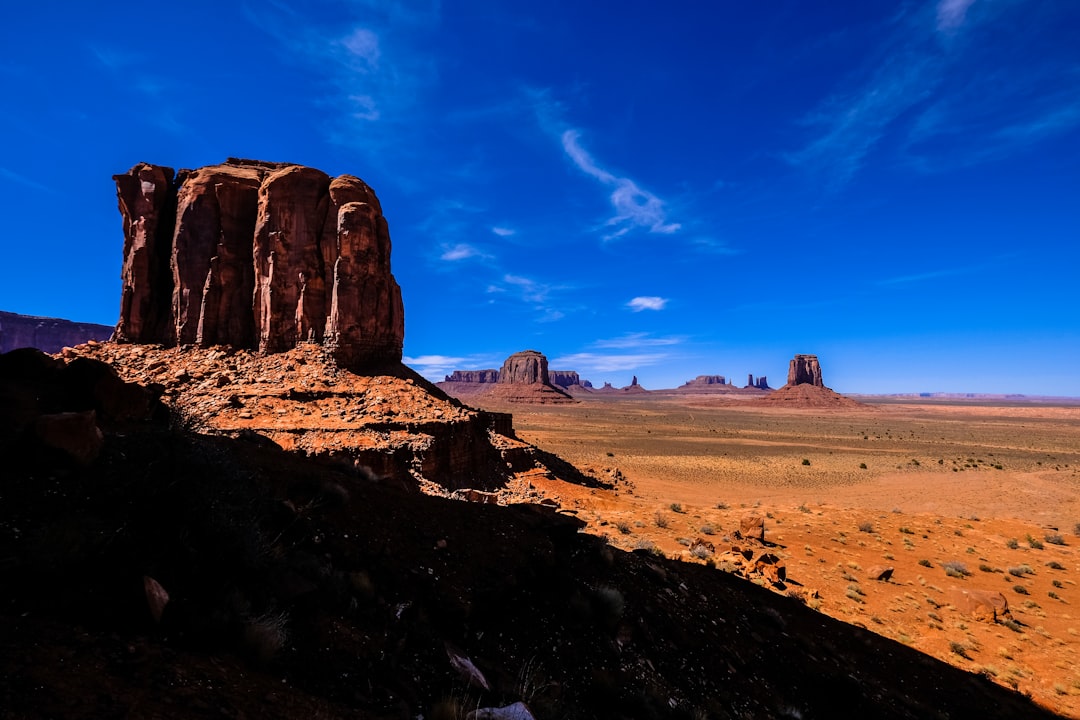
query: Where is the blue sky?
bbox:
[2,1,1078,394]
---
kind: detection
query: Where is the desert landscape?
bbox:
[2,157,1077,719]
[457,388,1080,716]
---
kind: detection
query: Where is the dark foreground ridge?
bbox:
[0,349,1060,719]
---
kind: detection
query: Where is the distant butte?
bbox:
[438,350,576,404]
[756,353,864,408]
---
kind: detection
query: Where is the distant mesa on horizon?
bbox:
[438,350,576,404]
[0,310,112,354]
[112,158,403,371]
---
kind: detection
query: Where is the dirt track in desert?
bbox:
[476,393,1080,717]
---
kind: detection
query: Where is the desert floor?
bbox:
[476,393,1080,717]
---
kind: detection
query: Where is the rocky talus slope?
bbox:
[64,341,588,495]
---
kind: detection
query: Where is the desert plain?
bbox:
[465,391,1080,717]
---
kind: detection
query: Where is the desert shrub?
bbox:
[899,527,914,535]
[942,561,969,578]
[700,524,715,535]
[653,513,669,529]
[632,539,663,557]
[978,563,997,573]
[1013,585,1030,595]
[1047,560,1064,570]
[1007,565,1034,577]
[615,521,632,535]
[675,537,691,546]
[592,585,625,622]
[1005,538,1019,549]
[949,641,968,658]
[1049,591,1060,600]
[801,458,811,466]
[689,544,714,560]
[1002,618,1023,633]
[859,463,867,469]
[858,521,874,533]
[845,588,864,604]
[1052,579,1063,588]
[1026,534,1044,550]
[715,501,729,510]
[669,502,685,514]
[798,504,811,513]
[1074,522,1080,536]
[918,559,933,568]
[1045,533,1066,546]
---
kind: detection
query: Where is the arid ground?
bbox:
[467,393,1080,717]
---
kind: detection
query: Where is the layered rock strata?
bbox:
[444,370,499,383]
[112,159,403,370]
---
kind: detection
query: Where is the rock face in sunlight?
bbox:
[498,350,551,385]
[112,158,404,370]
[787,354,824,387]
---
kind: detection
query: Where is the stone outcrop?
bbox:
[746,375,771,390]
[787,354,823,387]
[444,370,499,383]
[498,350,549,385]
[112,159,403,370]
[0,311,113,354]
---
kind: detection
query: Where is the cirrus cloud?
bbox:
[627,296,668,312]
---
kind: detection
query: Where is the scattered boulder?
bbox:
[949,588,1012,623]
[143,576,170,623]
[867,565,894,582]
[34,410,104,465]
[740,513,766,542]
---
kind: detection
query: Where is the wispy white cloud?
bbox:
[440,243,485,261]
[247,2,438,159]
[503,274,553,304]
[786,52,937,187]
[551,352,671,373]
[627,296,668,312]
[0,168,53,193]
[691,236,740,255]
[403,353,501,381]
[936,0,977,33]
[877,268,969,286]
[561,129,681,239]
[790,2,1077,185]
[491,226,516,237]
[594,332,684,349]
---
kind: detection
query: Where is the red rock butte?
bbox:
[112,158,403,370]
